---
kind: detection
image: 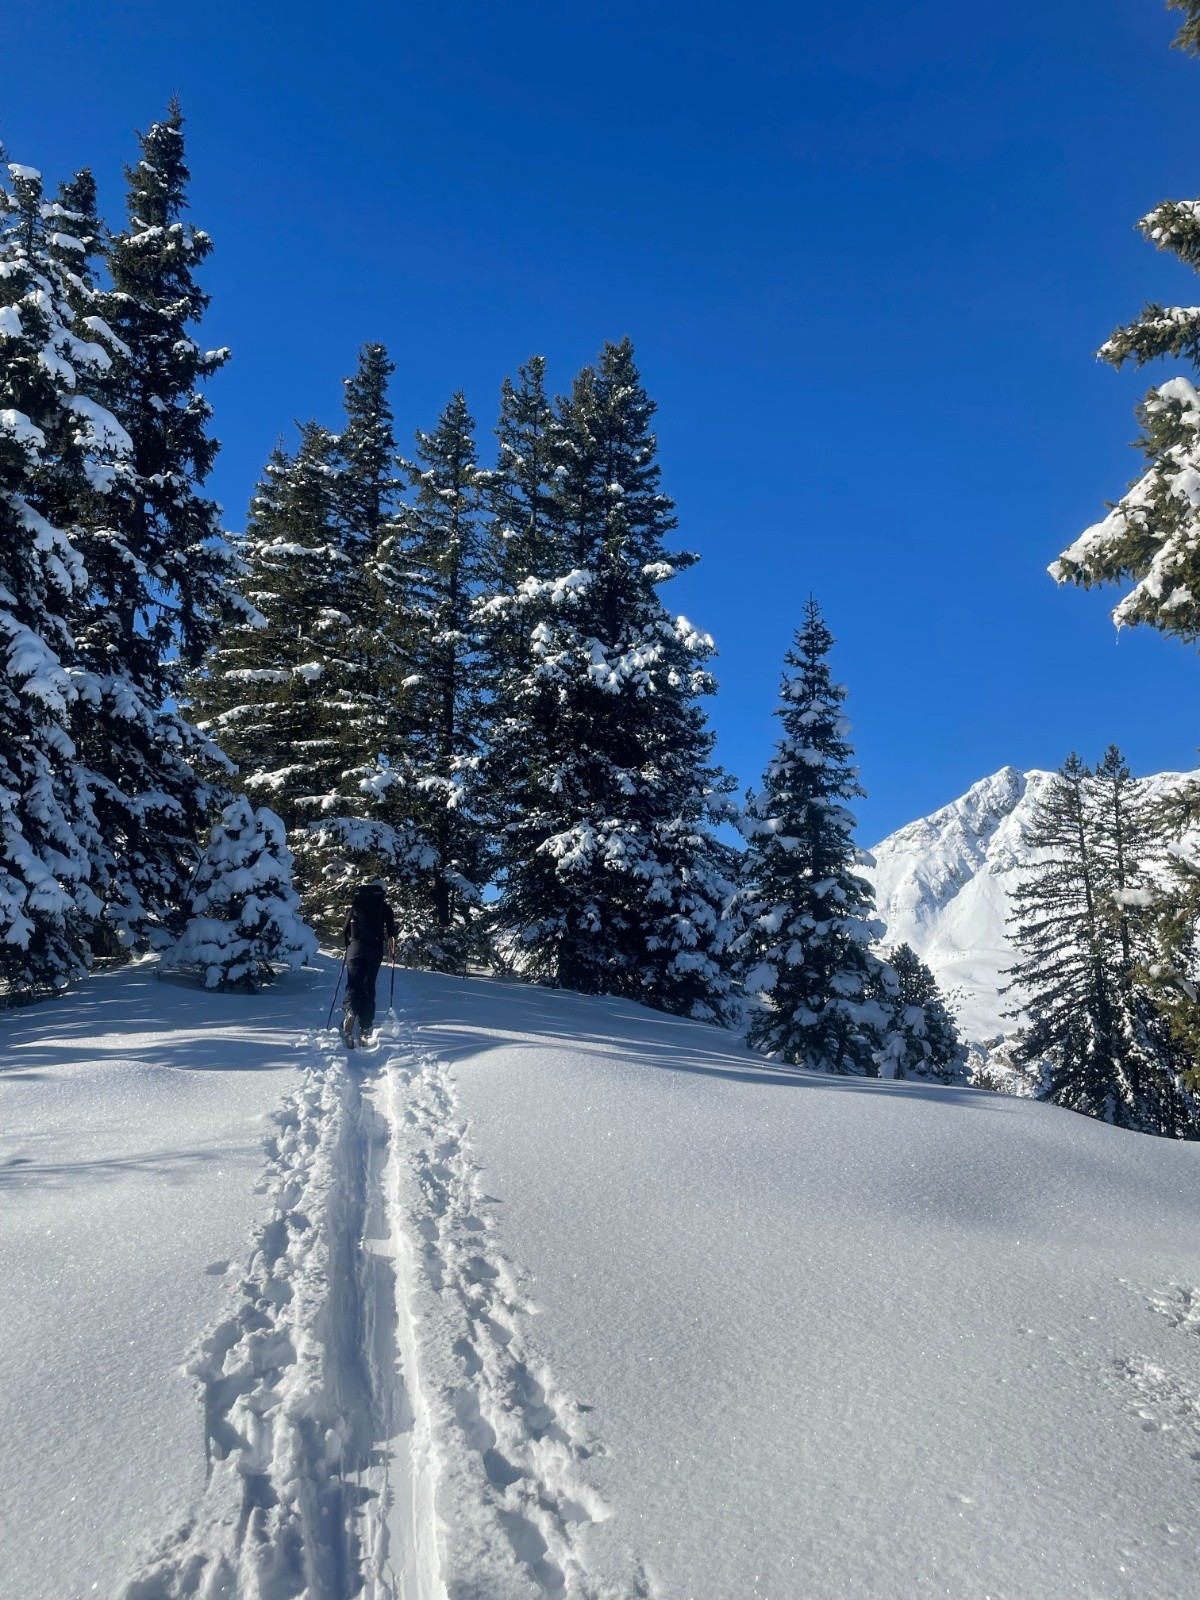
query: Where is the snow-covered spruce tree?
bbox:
[1091,746,1199,1133]
[874,944,967,1084]
[735,600,886,1069]
[340,393,491,970]
[188,423,361,927]
[166,796,316,990]
[75,102,242,951]
[489,340,739,1021]
[475,355,562,889]
[296,342,428,929]
[1004,752,1198,1137]
[1142,778,1200,1085]
[1046,6,1200,1099]
[337,342,400,552]
[0,157,128,999]
[1051,3,1200,642]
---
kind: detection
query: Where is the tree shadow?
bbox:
[402,971,999,1113]
[0,954,340,1078]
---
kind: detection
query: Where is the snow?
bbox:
[6,960,1200,1599]
[394,971,1200,1600]
[865,764,1198,1043]
[0,961,306,1600]
[0,408,46,451]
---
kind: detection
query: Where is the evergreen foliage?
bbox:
[1049,7,1200,1110]
[1004,751,1198,1137]
[166,796,317,990]
[337,342,400,549]
[487,341,738,1020]
[875,944,967,1083]
[0,157,126,998]
[188,423,362,925]
[76,103,242,951]
[1132,776,1200,1091]
[735,600,886,1068]
[1050,8,1200,643]
[349,393,491,970]
[1169,0,1200,56]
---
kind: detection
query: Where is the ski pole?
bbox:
[389,943,396,1008]
[325,949,348,1029]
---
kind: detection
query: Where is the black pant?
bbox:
[344,941,384,1031]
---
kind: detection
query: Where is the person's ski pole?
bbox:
[325,949,348,1029]
[389,943,396,1009]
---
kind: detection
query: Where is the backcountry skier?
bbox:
[341,879,397,1047]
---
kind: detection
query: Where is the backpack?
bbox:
[348,885,387,945]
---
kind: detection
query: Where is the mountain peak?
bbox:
[865,764,1193,1044]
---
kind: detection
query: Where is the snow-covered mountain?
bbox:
[866,765,1196,1044]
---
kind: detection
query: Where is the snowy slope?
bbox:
[6,963,1200,1599]
[866,765,1197,1043]
[399,971,1200,1600]
[0,961,307,1600]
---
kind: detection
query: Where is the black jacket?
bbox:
[343,885,398,948]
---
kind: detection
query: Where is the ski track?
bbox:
[383,1010,648,1600]
[116,1000,638,1600]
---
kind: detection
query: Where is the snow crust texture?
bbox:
[382,1013,648,1600]
[110,970,642,1600]
[9,960,1200,1600]
[120,1033,379,1598]
[866,764,1197,1041]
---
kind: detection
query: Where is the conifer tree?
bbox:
[0,158,127,996]
[874,944,967,1083]
[349,393,490,968]
[188,423,360,926]
[1051,0,1200,647]
[77,102,242,950]
[1005,752,1198,1136]
[488,341,738,1020]
[735,600,886,1069]
[1170,0,1200,55]
[193,344,406,932]
[1048,7,1200,1093]
[337,342,399,550]
[165,796,316,990]
[476,355,561,885]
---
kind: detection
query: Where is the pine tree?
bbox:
[735,600,886,1069]
[188,423,361,927]
[299,342,411,917]
[337,342,399,551]
[1050,6,1200,641]
[488,341,738,1020]
[349,393,490,969]
[165,797,316,990]
[1142,779,1200,1084]
[0,157,127,998]
[1170,0,1200,55]
[1047,8,1200,1100]
[874,944,967,1083]
[75,101,242,951]
[1005,752,1198,1136]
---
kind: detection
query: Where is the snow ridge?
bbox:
[384,1013,648,1600]
[119,1031,386,1600]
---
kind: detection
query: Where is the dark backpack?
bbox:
[348,885,387,945]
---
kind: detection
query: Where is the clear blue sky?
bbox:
[6,0,1199,839]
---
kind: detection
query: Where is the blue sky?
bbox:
[6,0,1199,839]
